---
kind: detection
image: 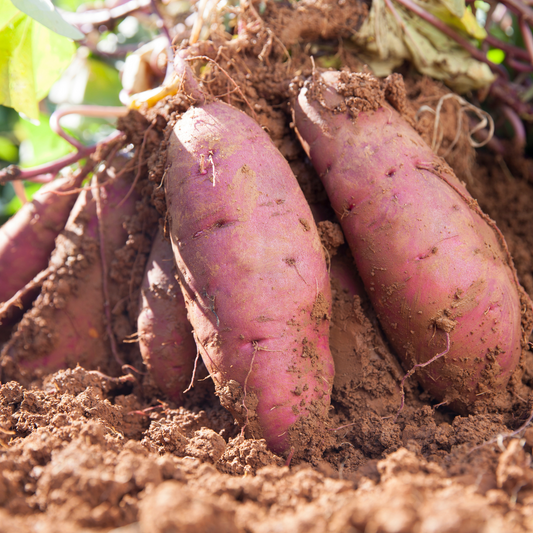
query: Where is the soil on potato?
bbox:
[2,1,533,531]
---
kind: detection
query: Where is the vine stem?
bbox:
[150,0,173,45]
[502,105,526,147]
[1,104,131,184]
[149,0,175,83]
[0,131,124,184]
[502,0,533,25]
[1,148,93,184]
[61,0,151,29]
[50,105,129,151]
[485,35,530,63]
[507,58,533,72]
[0,142,120,322]
[393,0,508,79]
[519,17,533,66]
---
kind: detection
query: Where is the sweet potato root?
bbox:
[329,249,403,413]
[0,159,139,382]
[165,96,334,455]
[138,229,196,402]
[293,70,532,411]
[0,174,84,322]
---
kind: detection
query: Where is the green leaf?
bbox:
[0,136,18,161]
[10,0,84,40]
[0,0,19,28]
[427,4,487,39]
[0,3,76,119]
[83,58,123,107]
[0,106,20,133]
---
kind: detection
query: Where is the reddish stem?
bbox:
[485,35,530,63]
[507,57,533,72]
[490,81,533,118]
[50,105,128,152]
[1,148,90,184]
[393,0,508,79]
[150,0,173,46]
[519,17,533,66]
[502,105,527,146]
[503,0,533,25]
[0,130,123,184]
[60,0,151,29]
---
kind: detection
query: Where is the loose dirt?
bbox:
[2,1,533,531]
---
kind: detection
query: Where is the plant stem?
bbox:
[393,0,508,79]
[60,0,151,29]
[485,35,530,63]
[519,17,533,66]
[150,0,173,45]
[502,105,527,146]
[50,105,129,151]
[502,0,533,25]
[0,131,123,184]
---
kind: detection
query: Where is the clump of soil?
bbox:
[1,1,533,531]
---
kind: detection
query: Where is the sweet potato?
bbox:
[138,228,196,402]
[165,96,334,455]
[329,249,404,413]
[0,174,84,321]
[293,70,532,410]
[0,160,139,382]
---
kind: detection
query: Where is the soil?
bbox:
[2,1,533,531]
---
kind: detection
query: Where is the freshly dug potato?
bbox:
[165,96,334,456]
[0,175,84,322]
[1,160,139,382]
[293,70,532,411]
[138,228,196,402]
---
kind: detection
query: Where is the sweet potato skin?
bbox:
[0,175,83,313]
[138,229,196,402]
[165,101,334,455]
[293,71,530,410]
[1,165,139,381]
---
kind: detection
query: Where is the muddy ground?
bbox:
[2,1,533,531]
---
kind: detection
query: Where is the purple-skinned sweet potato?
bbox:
[0,159,140,383]
[0,174,84,322]
[138,228,196,402]
[293,70,532,411]
[165,98,334,456]
[328,249,403,415]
